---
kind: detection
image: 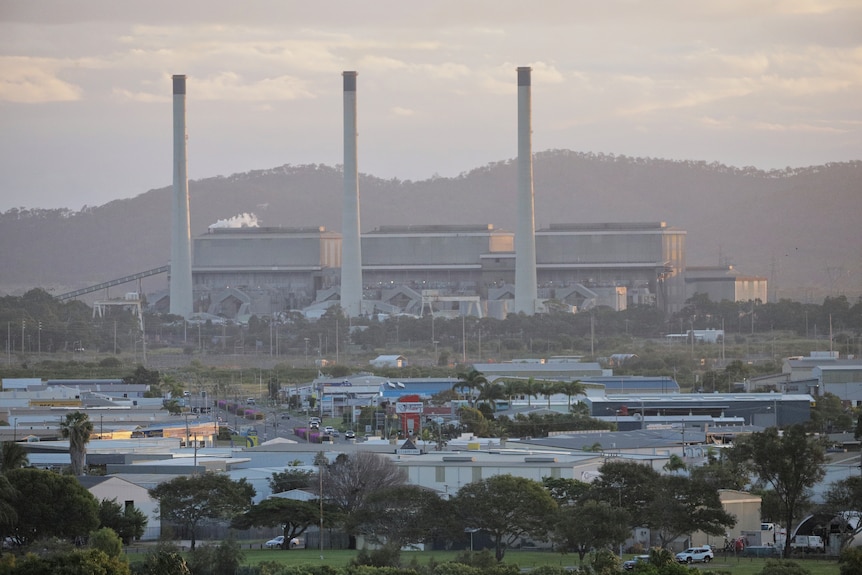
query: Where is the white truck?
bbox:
[790,535,824,553]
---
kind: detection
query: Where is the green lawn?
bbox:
[128,546,842,574]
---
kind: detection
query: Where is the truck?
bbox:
[790,535,824,553]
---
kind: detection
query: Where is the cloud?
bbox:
[0,57,84,103]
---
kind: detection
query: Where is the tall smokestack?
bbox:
[170,74,193,318]
[340,71,363,317]
[514,66,538,315]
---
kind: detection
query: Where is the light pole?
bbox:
[465,527,479,552]
[13,418,17,441]
[304,337,310,367]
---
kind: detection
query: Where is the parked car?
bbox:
[265,536,284,548]
[742,545,781,558]
[675,546,714,563]
[623,555,650,570]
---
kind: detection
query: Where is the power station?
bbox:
[154,69,760,322]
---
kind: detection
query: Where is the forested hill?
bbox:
[1,150,859,302]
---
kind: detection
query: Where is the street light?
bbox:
[465,527,479,552]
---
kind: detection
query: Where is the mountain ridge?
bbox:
[1,150,859,302]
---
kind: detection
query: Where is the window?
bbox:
[435,466,445,483]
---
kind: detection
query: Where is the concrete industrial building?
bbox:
[685,265,768,304]
[184,220,693,320]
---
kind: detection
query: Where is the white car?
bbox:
[265,536,284,548]
[324,425,335,434]
[675,546,714,564]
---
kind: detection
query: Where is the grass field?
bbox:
[127,546,843,574]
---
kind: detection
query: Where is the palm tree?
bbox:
[60,411,93,475]
[476,382,505,412]
[0,441,28,474]
[559,380,586,410]
[538,381,562,409]
[522,377,539,407]
[454,369,488,406]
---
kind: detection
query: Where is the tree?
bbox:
[186,536,244,575]
[592,460,660,517]
[14,548,131,575]
[809,392,853,433]
[89,526,125,559]
[231,498,322,548]
[822,476,862,548]
[559,380,586,409]
[454,474,558,561]
[98,497,148,545]
[140,543,191,575]
[60,411,93,475]
[729,425,826,558]
[542,477,592,506]
[0,473,18,541]
[149,472,255,550]
[454,369,488,405]
[320,451,407,546]
[321,452,407,513]
[689,451,749,491]
[268,467,313,494]
[644,475,736,548]
[5,467,99,545]
[553,499,630,562]
[352,484,455,550]
[458,405,490,436]
[0,441,28,473]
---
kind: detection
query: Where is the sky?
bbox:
[1,0,860,212]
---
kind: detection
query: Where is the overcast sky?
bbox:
[1,0,860,212]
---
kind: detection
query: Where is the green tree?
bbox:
[149,472,255,550]
[89,526,125,559]
[0,441,29,473]
[352,484,455,551]
[689,451,749,491]
[268,467,313,494]
[6,467,99,545]
[645,475,736,548]
[14,548,131,575]
[125,366,162,396]
[822,476,862,548]
[139,542,191,575]
[592,460,660,517]
[457,406,490,436]
[559,380,586,410]
[454,369,488,405]
[59,411,93,475]
[186,536,244,575]
[231,497,322,547]
[0,473,18,542]
[454,474,558,561]
[542,477,592,506]
[809,392,854,433]
[98,497,148,545]
[729,425,826,558]
[552,499,630,562]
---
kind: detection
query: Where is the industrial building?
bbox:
[182,220,692,321]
